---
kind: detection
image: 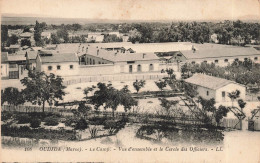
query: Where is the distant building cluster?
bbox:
[1,42,260,80]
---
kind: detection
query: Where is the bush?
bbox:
[88,116,107,125]
[75,118,88,130]
[30,118,41,128]
[44,116,59,126]
[1,111,13,121]
[16,114,31,124]
[64,117,77,127]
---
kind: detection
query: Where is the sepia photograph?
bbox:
[1,0,260,162]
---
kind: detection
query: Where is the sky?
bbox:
[1,0,260,20]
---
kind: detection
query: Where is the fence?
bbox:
[63,73,168,86]
[1,105,68,113]
[220,118,241,130]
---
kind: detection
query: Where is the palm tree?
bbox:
[228,90,240,108]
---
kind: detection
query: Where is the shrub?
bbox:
[75,118,88,130]
[1,111,13,121]
[16,114,31,124]
[30,118,41,128]
[44,116,59,126]
[64,117,77,127]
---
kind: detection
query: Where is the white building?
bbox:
[87,33,104,42]
[36,51,79,77]
[185,74,246,103]
[1,52,9,78]
[41,32,51,39]
[177,47,260,67]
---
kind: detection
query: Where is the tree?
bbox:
[57,28,69,43]
[215,105,229,126]
[1,25,8,45]
[159,98,178,118]
[165,68,175,79]
[8,34,19,45]
[1,87,25,106]
[83,85,96,99]
[23,26,30,33]
[50,33,60,44]
[90,82,137,117]
[181,82,198,98]
[228,90,240,108]
[133,80,146,93]
[34,21,44,46]
[78,102,91,118]
[20,71,66,112]
[199,97,216,123]
[21,39,31,47]
[155,80,167,92]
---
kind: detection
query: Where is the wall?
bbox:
[78,64,115,76]
[83,54,113,65]
[186,55,260,67]
[1,63,9,77]
[115,60,160,73]
[196,86,216,100]
[41,62,79,76]
[215,83,246,103]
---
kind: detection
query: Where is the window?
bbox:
[129,65,132,73]
[244,58,248,61]
[214,60,218,63]
[93,60,95,65]
[254,57,258,61]
[48,66,52,70]
[206,91,209,96]
[222,91,225,97]
[191,61,195,64]
[70,65,73,69]
[98,61,101,64]
[235,58,239,61]
[57,65,61,70]
[224,59,228,62]
[149,64,154,71]
[203,60,207,63]
[137,64,142,72]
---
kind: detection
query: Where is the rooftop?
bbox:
[20,32,32,37]
[180,47,260,60]
[185,74,240,90]
[39,52,79,63]
[86,46,159,62]
[9,44,21,48]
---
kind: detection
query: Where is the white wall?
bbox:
[79,64,115,76]
[186,55,260,67]
[1,64,9,77]
[42,62,78,76]
[215,83,246,103]
[196,86,216,100]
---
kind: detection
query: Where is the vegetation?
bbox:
[133,80,146,93]
[155,80,167,92]
[90,82,137,117]
[20,71,66,112]
[30,118,41,128]
[44,116,59,126]
[1,87,25,106]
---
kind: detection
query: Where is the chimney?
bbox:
[97,49,99,55]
